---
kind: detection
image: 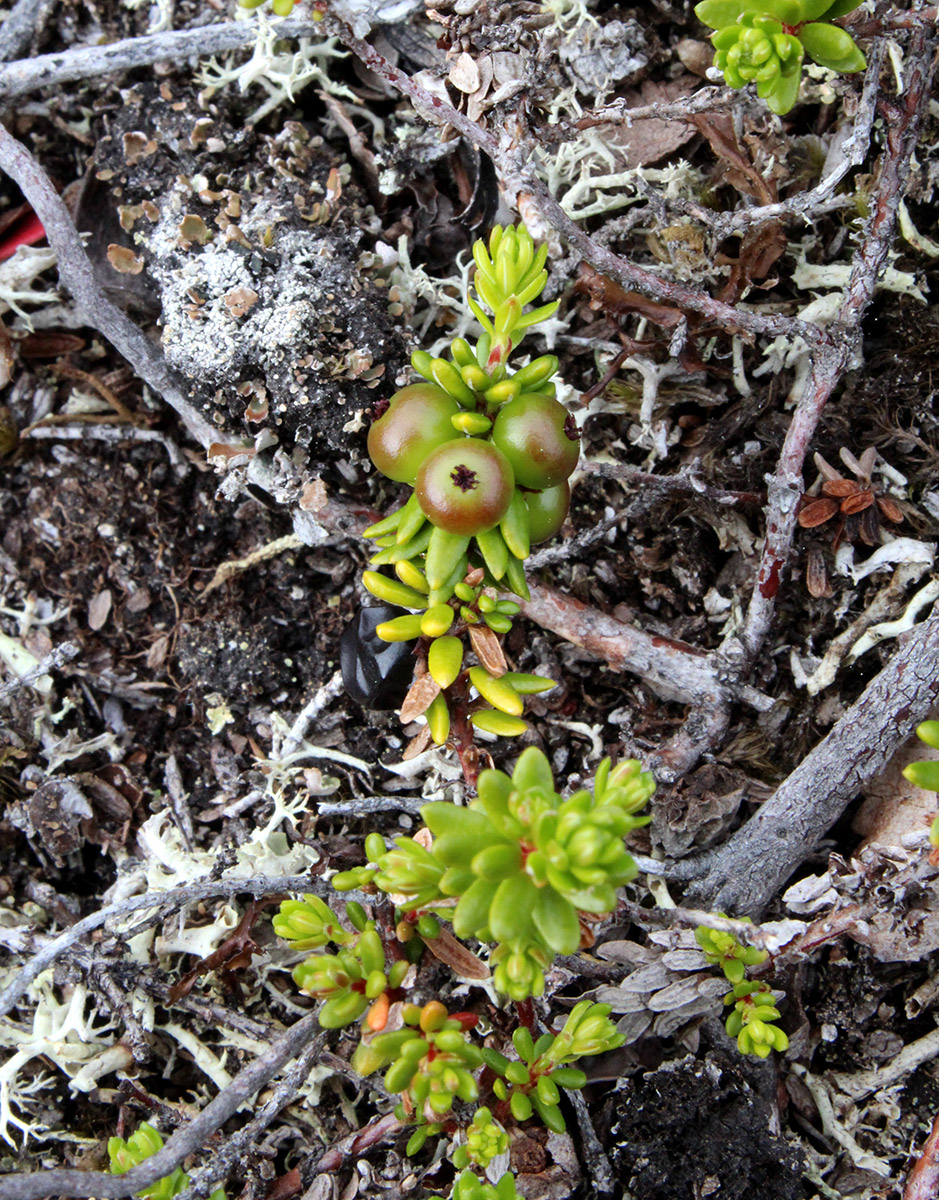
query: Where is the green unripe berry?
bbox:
[491,394,580,490]
[525,481,571,544]
[367,385,460,484]
[416,439,515,536]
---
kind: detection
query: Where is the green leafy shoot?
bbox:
[486,1002,623,1133]
[695,920,767,984]
[902,720,939,854]
[696,921,788,1058]
[694,0,866,115]
[724,981,790,1057]
[108,1123,225,1200]
[337,748,654,1000]
[279,896,409,1029]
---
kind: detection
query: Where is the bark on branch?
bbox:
[675,612,939,915]
[0,1011,322,1200]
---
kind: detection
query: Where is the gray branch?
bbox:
[0,640,78,704]
[173,1034,329,1200]
[676,611,939,915]
[0,17,322,100]
[0,0,54,64]
[0,1010,323,1200]
[0,873,316,1019]
[0,122,217,447]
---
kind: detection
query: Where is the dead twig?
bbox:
[520,581,772,714]
[678,611,939,914]
[322,12,816,344]
[0,1010,323,1200]
[0,873,318,1019]
[574,86,732,130]
[21,422,185,465]
[624,40,884,240]
[736,26,936,664]
[0,640,78,703]
[0,122,216,447]
[0,17,322,100]
[0,0,54,64]
[617,899,788,952]
[173,1033,329,1200]
[581,461,764,508]
[904,1112,939,1200]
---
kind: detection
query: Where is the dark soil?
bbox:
[1,2,939,1200]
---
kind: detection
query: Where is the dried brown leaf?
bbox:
[421,923,490,980]
[88,588,113,631]
[797,497,839,528]
[821,478,859,498]
[146,634,170,671]
[399,673,441,724]
[468,624,506,676]
[19,331,85,359]
[402,724,433,760]
[805,545,831,599]
[877,496,905,524]
[840,490,874,515]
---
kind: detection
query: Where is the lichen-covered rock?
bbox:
[92,83,408,471]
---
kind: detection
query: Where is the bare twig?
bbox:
[520,581,772,713]
[0,1010,322,1200]
[314,794,429,817]
[574,86,732,130]
[174,1033,329,1200]
[617,899,786,952]
[24,422,186,465]
[0,17,322,100]
[88,960,152,1064]
[835,1025,939,1105]
[322,13,816,344]
[0,873,317,1019]
[281,670,346,757]
[567,1089,612,1194]
[581,461,764,508]
[0,123,216,447]
[644,40,884,239]
[737,27,936,664]
[678,611,939,914]
[0,640,78,703]
[904,1111,939,1200]
[0,0,54,63]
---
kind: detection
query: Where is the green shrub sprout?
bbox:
[696,922,789,1058]
[108,1123,226,1200]
[334,746,655,1000]
[902,720,939,857]
[695,0,866,115]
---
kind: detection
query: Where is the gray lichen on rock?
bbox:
[93,87,408,469]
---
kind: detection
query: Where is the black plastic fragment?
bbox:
[340,605,416,710]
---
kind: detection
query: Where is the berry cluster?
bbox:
[695,0,865,115]
[358,225,577,744]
